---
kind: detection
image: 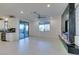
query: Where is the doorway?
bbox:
[19,21,29,39]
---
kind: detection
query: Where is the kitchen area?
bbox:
[0,16,19,42]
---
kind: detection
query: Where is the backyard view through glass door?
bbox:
[19,21,29,39]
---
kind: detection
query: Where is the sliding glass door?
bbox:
[25,23,29,38]
[19,21,29,39]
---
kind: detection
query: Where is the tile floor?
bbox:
[0,37,68,55]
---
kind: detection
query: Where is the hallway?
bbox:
[0,37,68,55]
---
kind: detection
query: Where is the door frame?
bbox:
[19,21,29,40]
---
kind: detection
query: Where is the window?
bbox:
[44,24,50,31]
[39,21,50,32]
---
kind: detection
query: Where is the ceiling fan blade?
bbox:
[33,12,39,16]
[33,11,47,19]
[40,16,46,18]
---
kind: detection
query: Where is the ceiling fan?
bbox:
[33,11,47,19]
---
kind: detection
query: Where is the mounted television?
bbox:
[65,20,68,32]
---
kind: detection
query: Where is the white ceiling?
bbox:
[0,3,68,20]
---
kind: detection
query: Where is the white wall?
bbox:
[0,20,4,40]
[0,16,61,41]
[29,16,61,41]
[7,18,29,41]
[75,4,79,36]
[7,16,61,41]
[6,18,19,41]
[0,18,29,41]
[75,4,79,46]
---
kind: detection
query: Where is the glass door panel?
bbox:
[25,23,29,37]
[19,21,29,39]
[20,23,25,39]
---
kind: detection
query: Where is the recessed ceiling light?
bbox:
[47,4,50,7]
[20,11,24,14]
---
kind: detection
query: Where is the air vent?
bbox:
[9,15,15,18]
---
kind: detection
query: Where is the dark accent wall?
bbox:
[69,3,75,44]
